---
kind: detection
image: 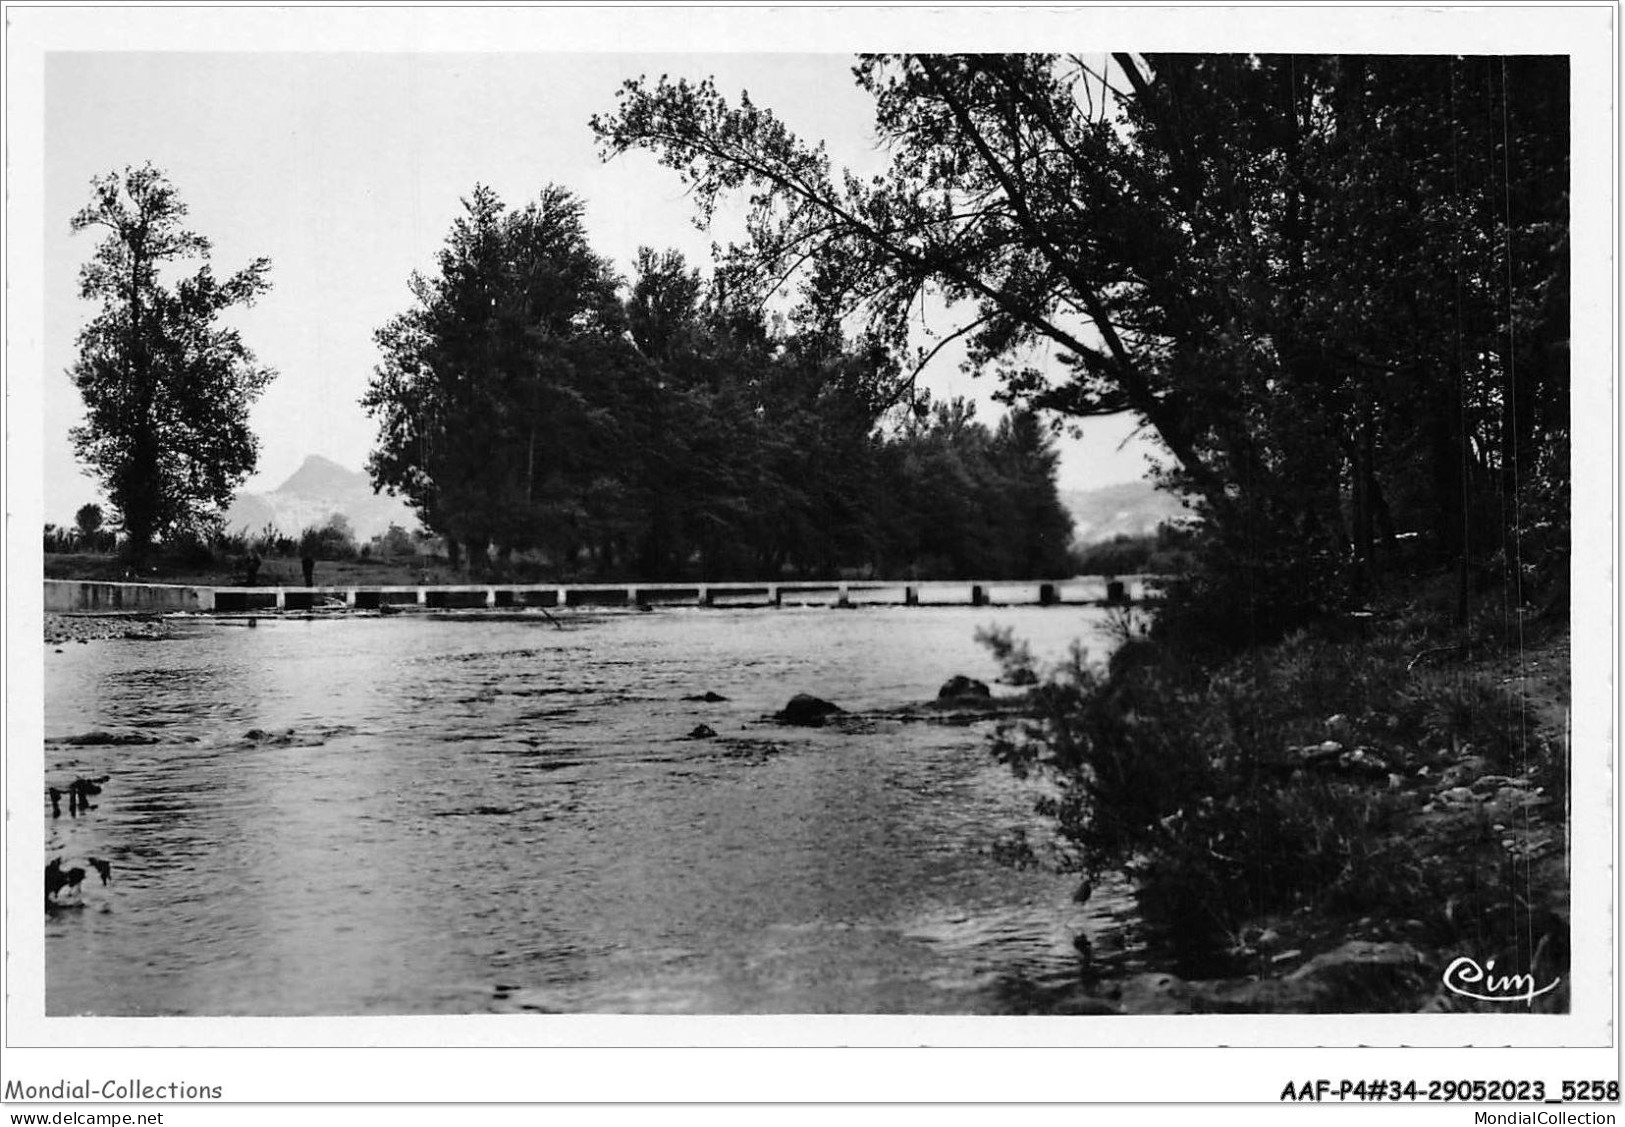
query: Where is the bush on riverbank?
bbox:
[1071,522,1199,578]
[989,584,1569,996]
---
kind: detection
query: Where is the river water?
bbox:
[43,602,1141,1015]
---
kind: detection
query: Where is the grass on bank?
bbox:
[43,549,445,590]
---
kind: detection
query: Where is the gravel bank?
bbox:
[44,612,171,646]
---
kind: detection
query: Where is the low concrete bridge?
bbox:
[46,577,1158,615]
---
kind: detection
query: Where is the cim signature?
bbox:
[1442,956,1561,1005]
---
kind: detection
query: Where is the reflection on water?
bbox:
[44,606,1141,1015]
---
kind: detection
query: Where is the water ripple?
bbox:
[45,606,1127,1015]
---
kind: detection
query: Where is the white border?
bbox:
[3,2,1617,1105]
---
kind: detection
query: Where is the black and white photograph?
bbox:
[3,2,1616,1115]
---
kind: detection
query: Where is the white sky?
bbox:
[41,48,1161,524]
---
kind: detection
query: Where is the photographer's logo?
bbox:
[1442,956,1560,1004]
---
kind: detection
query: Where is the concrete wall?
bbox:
[44,581,211,613]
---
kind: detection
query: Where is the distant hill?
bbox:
[1061,480,1191,546]
[224,456,419,542]
[226,459,1183,549]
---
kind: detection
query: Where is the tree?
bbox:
[364,185,643,573]
[67,164,275,560]
[74,502,104,546]
[622,248,766,578]
[989,409,1075,577]
[593,58,1214,484]
[71,501,116,553]
[595,54,1569,634]
[300,513,357,559]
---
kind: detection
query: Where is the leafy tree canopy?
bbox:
[67,164,275,558]
[362,195,1077,583]
[363,184,645,571]
[595,53,1569,636]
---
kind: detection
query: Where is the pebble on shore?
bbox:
[44,613,169,646]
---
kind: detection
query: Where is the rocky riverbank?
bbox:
[1033,626,1573,1014]
[45,612,171,646]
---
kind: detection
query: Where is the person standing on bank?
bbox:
[301,553,315,587]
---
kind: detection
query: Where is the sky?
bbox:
[40,46,1163,526]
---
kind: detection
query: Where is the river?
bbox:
[43,602,1142,1015]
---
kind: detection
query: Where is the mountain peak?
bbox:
[226,454,418,541]
[276,454,367,496]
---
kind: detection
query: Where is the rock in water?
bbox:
[937,675,992,700]
[1114,972,1199,1015]
[775,694,844,727]
[60,731,157,746]
[46,859,86,904]
[687,724,718,740]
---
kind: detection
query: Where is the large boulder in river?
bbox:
[775,694,844,727]
[937,675,992,701]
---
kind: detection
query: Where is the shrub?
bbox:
[370,523,416,558]
[249,522,296,557]
[209,527,251,557]
[988,617,1551,966]
[1137,496,1348,655]
[44,523,76,553]
[1073,534,1156,576]
[1395,671,1531,770]
[975,624,1040,685]
[1073,522,1199,578]
[298,514,358,560]
[74,503,106,544]
[157,531,218,571]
